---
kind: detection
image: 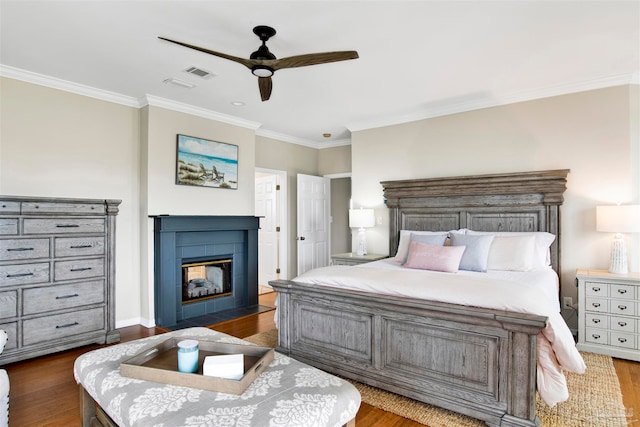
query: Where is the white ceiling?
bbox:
[1,1,638,147]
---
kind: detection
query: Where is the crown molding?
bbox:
[347,73,638,133]
[142,95,261,131]
[255,128,351,149]
[0,64,141,107]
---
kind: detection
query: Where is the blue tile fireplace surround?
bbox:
[153,215,260,328]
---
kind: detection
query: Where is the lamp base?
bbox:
[356,228,367,256]
[609,235,628,275]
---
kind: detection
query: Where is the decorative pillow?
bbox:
[450,233,494,272]
[403,242,466,273]
[467,230,555,269]
[394,230,449,263]
[485,235,537,271]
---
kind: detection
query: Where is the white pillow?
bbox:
[486,235,537,271]
[467,230,555,269]
[394,230,449,263]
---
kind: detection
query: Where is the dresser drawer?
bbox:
[610,284,635,299]
[611,299,636,316]
[585,297,608,313]
[0,291,17,319]
[610,332,636,349]
[21,201,105,215]
[0,201,20,215]
[585,328,609,345]
[0,219,18,236]
[585,281,609,297]
[585,313,609,329]
[23,306,105,345]
[55,236,104,257]
[54,258,104,281]
[0,262,50,287]
[0,322,18,350]
[23,280,104,315]
[0,238,50,261]
[23,218,105,235]
[610,316,635,333]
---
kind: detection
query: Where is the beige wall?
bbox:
[351,85,640,327]
[318,145,351,175]
[0,77,142,325]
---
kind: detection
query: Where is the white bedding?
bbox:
[290,259,586,407]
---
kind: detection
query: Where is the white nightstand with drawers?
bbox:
[576,269,640,361]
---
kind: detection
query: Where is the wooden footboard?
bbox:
[271,279,547,427]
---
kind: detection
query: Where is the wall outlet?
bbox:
[563,297,573,309]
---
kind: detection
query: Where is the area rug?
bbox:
[244,329,630,427]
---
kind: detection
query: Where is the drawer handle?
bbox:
[6,272,34,278]
[618,321,627,327]
[56,293,79,300]
[617,305,627,311]
[70,244,93,249]
[592,318,601,324]
[56,224,80,228]
[592,303,601,308]
[70,267,92,272]
[7,247,34,252]
[56,322,79,329]
[617,289,627,294]
[592,287,601,292]
[618,338,627,343]
[592,334,601,339]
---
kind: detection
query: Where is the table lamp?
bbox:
[349,208,375,256]
[596,204,640,274]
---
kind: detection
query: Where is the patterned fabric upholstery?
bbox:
[0,330,9,427]
[74,327,361,426]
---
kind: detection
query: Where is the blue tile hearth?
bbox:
[166,304,275,330]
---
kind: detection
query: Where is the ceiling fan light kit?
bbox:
[159,25,358,101]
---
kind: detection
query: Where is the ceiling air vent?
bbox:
[184,66,215,79]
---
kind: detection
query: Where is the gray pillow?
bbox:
[450,233,494,272]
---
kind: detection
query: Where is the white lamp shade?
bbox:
[596,205,640,233]
[349,208,375,228]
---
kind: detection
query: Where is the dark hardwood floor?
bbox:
[4,292,639,427]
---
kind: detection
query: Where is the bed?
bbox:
[270,169,585,427]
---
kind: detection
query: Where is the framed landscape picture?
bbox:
[176,134,238,189]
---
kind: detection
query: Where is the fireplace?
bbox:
[152,215,259,328]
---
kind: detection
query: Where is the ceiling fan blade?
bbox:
[158,37,254,69]
[272,51,359,70]
[258,76,273,101]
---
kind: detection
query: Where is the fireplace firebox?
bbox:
[153,215,259,328]
[182,258,232,303]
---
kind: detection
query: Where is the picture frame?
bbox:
[176,134,238,189]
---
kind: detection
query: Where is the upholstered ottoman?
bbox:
[74,327,360,427]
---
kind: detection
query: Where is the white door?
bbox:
[256,174,279,287]
[297,174,330,275]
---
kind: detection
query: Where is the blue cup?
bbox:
[177,339,199,373]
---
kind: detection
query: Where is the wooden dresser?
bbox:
[0,196,120,365]
[577,269,640,361]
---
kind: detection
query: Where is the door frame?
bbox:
[255,168,288,282]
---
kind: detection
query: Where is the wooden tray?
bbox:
[120,337,274,394]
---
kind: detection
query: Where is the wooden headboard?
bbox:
[381,169,569,276]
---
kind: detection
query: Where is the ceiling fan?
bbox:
[159,25,359,101]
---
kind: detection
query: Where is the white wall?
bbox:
[351,85,640,323]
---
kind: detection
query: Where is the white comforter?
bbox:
[292,260,586,407]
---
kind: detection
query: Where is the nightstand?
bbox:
[331,252,387,266]
[576,269,640,361]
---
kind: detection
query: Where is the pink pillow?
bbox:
[404,242,466,273]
